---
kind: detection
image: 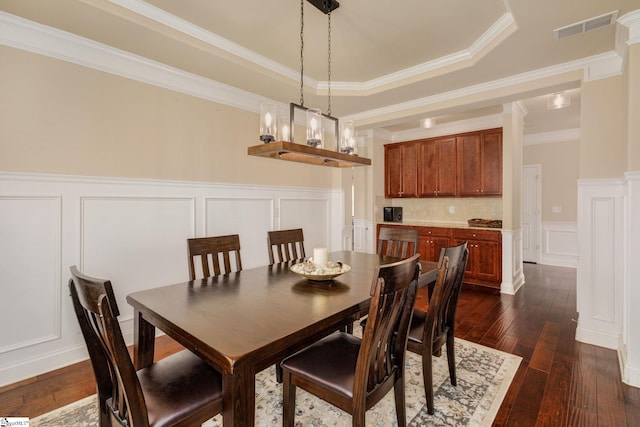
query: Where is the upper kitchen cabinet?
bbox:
[385,142,418,198]
[417,137,457,197]
[457,129,502,197]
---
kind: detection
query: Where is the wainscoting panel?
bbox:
[576,179,625,350]
[541,221,578,267]
[205,197,273,269]
[0,196,61,353]
[0,172,344,387]
[279,197,331,255]
[81,197,196,320]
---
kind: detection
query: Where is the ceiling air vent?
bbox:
[553,10,618,40]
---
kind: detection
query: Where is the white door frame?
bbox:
[522,164,542,263]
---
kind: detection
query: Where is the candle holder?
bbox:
[260,103,276,143]
[306,108,323,147]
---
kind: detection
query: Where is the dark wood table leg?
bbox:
[222,365,255,427]
[133,308,155,369]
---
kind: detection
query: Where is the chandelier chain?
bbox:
[327,10,332,116]
[299,0,304,107]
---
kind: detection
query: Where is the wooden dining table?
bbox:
[127,250,438,427]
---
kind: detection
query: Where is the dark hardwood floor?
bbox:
[2,263,640,425]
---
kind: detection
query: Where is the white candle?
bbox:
[313,248,328,267]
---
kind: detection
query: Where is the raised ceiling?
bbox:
[1,0,637,137]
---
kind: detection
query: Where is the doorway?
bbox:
[522,165,542,263]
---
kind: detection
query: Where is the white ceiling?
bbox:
[1,0,637,138]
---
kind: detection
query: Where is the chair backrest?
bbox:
[69,266,150,426]
[356,253,420,399]
[267,228,306,264]
[187,234,242,280]
[377,226,419,259]
[427,242,469,347]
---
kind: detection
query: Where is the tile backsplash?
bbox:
[376,197,502,224]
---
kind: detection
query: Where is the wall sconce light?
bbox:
[421,118,436,128]
[547,92,571,109]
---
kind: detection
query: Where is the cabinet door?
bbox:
[419,137,457,197]
[436,137,457,196]
[473,239,501,282]
[480,131,502,196]
[385,143,417,198]
[457,134,482,196]
[385,145,403,198]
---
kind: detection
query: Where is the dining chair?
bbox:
[406,242,468,415]
[187,234,242,280]
[377,226,419,259]
[359,227,419,328]
[69,266,223,427]
[267,228,306,264]
[280,254,421,427]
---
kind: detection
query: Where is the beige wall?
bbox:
[0,46,341,188]
[580,75,627,179]
[524,140,579,222]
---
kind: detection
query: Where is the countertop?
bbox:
[378,220,503,231]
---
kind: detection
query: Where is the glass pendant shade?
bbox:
[306,108,323,147]
[340,120,355,154]
[260,103,276,143]
[278,117,290,142]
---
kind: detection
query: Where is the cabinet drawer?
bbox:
[417,227,451,238]
[452,228,501,242]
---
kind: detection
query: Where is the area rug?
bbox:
[31,331,520,427]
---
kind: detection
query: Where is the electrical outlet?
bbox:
[552,206,562,213]
[448,206,455,214]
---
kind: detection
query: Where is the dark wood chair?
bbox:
[68,266,223,427]
[280,254,421,427]
[267,228,306,264]
[377,226,418,258]
[406,242,469,415]
[187,234,242,279]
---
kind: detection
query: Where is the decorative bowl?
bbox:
[290,260,351,281]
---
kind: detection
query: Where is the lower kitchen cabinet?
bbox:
[451,228,501,288]
[417,227,451,262]
[377,223,502,289]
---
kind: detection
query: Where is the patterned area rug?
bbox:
[31,331,520,427]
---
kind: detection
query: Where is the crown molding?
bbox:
[391,114,503,142]
[523,128,581,146]
[346,51,620,124]
[104,0,517,95]
[0,9,630,125]
[0,11,266,113]
[618,10,640,46]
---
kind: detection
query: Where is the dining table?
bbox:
[127,250,438,427]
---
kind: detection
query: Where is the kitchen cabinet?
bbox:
[385,142,418,198]
[377,223,502,289]
[457,130,502,197]
[417,227,452,262]
[451,228,502,288]
[417,137,457,197]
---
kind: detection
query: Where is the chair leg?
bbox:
[276,363,283,383]
[393,377,407,427]
[446,333,457,386]
[422,349,435,415]
[282,371,296,427]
